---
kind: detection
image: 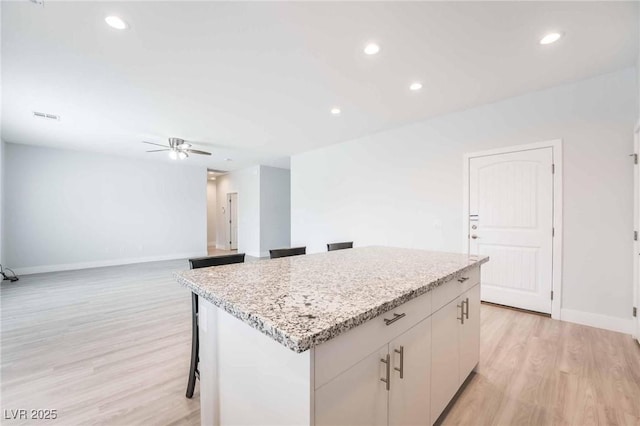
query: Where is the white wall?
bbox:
[215,165,291,257]
[216,166,261,256]
[0,139,5,265]
[260,166,291,256]
[0,4,3,266]
[292,68,637,326]
[4,143,208,274]
[206,179,217,247]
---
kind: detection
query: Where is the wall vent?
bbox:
[33,111,60,121]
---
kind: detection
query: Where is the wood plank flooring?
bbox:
[1,260,200,425]
[443,303,640,426]
[2,259,639,425]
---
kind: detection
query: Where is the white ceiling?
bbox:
[2,1,638,171]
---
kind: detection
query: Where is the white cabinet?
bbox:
[315,269,482,426]
[459,284,481,383]
[430,283,481,424]
[315,345,389,426]
[316,319,432,426]
[389,318,431,426]
[430,295,462,424]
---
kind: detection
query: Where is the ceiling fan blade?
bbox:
[146,149,170,152]
[183,140,232,148]
[186,149,212,156]
[142,141,170,148]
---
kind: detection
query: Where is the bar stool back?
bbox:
[185,253,245,398]
[269,246,306,259]
[327,241,353,251]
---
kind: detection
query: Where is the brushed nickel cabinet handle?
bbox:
[380,354,390,390]
[394,346,404,379]
[458,276,469,283]
[457,302,465,325]
[384,312,406,326]
[464,297,470,319]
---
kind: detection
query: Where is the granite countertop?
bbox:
[175,246,488,353]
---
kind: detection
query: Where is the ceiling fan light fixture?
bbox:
[143,138,211,159]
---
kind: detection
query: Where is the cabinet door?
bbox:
[389,317,431,426]
[430,299,462,424]
[459,284,481,383]
[315,344,389,426]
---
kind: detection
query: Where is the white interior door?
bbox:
[469,147,554,314]
[227,193,238,250]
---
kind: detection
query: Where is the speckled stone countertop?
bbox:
[175,246,488,353]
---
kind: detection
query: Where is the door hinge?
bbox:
[633,154,638,165]
[551,291,554,301]
[633,307,637,317]
[551,164,555,174]
[552,227,555,237]
[635,231,638,241]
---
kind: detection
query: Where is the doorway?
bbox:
[227,193,238,250]
[464,140,562,318]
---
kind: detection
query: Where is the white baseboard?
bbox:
[561,308,634,334]
[12,251,207,276]
[207,241,216,248]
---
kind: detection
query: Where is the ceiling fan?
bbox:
[143,137,212,160]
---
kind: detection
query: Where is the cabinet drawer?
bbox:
[431,266,479,313]
[315,290,432,389]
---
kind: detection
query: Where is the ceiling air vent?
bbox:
[33,111,60,121]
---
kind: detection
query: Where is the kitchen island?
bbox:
[175,246,488,426]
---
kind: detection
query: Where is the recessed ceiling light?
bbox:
[330,107,341,115]
[105,16,128,30]
[409,82,423,91]
[364,43,380,55]
[540,32,562,45]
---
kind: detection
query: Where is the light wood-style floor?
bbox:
[1,260,200,425]
[443,305,640,426]
[207,248,237,256]
[2,259,639,425]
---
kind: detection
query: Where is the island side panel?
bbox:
[199,297,219,426]
[199,299,313,426]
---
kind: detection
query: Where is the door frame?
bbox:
[633,121,640,341]
[227,192,238,250]
[462,139,563,319]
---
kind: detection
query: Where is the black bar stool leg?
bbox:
[186,292,199,398]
